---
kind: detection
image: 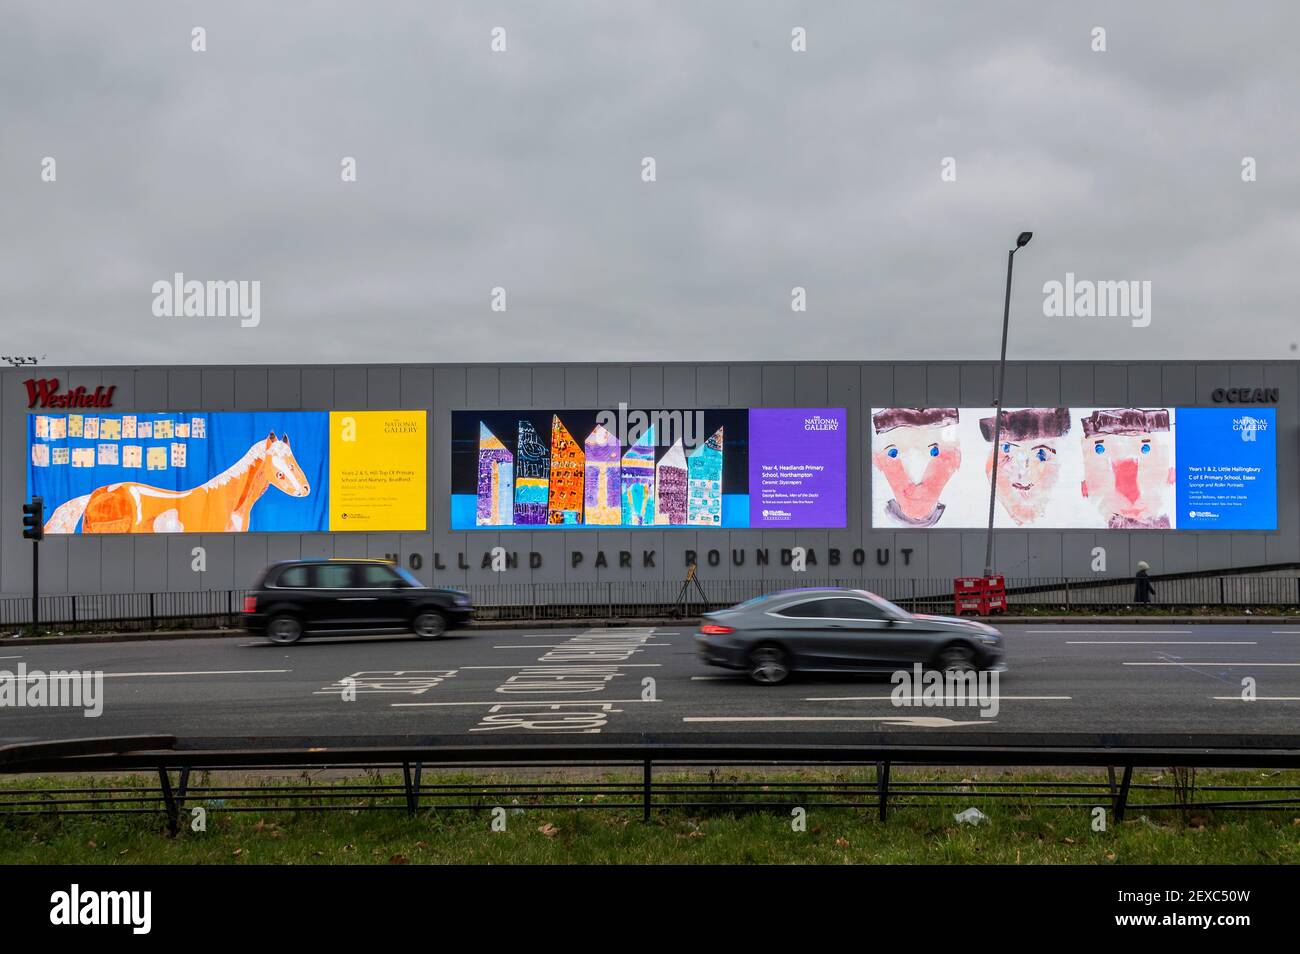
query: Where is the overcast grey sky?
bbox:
[3,1,1298,366]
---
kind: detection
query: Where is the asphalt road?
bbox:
[3,623,1300,744]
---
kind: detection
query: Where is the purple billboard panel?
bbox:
[748,408,847,528]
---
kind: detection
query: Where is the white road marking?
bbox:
[493,644,671,649]
[459,664,662,670]
[1212,696,1300,701]
[1026,629,1192,634]
[690,675,735,681]
[1123,662,1300,667]
[0,668,290,679]
[681,715,993,727]
[804,694,1071,702]
[393,698,660,707]
[1066,641,1256,646]
[1271,631,1300,634]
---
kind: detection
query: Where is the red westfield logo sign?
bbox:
[24,377,117,409]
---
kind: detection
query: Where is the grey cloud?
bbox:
[2,1,1298,365]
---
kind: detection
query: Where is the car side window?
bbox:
[358,564,403,588]
[821,598,891,621]
[774,599,830,619]
[312,564,356,589]
[275,565,310,588]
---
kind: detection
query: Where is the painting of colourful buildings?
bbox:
[475,417,724,527]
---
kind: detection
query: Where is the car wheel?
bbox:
[935,643,977,673]
[266,615,303,645]
[748,645,791,685]
[412,610,447,640]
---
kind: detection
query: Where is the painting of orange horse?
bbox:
[43,432,311,533]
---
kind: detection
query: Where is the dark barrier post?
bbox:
[1113,765,1134,823]
[158,767,179,835]
[642,759,652,822]
[402,762,420,816]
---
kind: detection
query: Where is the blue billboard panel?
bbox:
[1175,408,1277,530]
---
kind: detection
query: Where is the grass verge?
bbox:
[2,768,1298,864]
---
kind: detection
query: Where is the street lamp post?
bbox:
[982,231,1033,578]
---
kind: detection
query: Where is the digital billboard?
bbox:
[452,407,846,529]
[27,410,427,533]
[870,406,1277,530]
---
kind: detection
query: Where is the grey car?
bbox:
[695,587,1006,685]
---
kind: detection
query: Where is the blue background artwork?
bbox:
[27,411,329,532]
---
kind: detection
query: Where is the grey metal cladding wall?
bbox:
[1,362,1297,596]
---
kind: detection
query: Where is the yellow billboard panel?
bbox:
[328,411,427,531]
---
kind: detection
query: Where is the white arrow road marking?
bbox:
[681,715,994,727]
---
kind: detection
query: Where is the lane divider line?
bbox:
[0,669,291,680]
[460,664,662,670]
[1024,629,1192,634]
[492,643,671,649]
[803,694,1071,702]
[1212,696,1300,701]
[1066,640,1256,645]
[1123,662,1300,667]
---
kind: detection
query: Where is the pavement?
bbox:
[3,622,1300,745]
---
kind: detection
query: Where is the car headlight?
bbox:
[453,594,471,606]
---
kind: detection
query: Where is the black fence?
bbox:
[2,733,1300,830]
[2,572,1298,632]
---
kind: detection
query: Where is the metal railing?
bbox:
[0,589,243,631]
[1,573,1297,632]
[2,733,1299,831]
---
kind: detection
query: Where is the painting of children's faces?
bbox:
[871,407,1177,529]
